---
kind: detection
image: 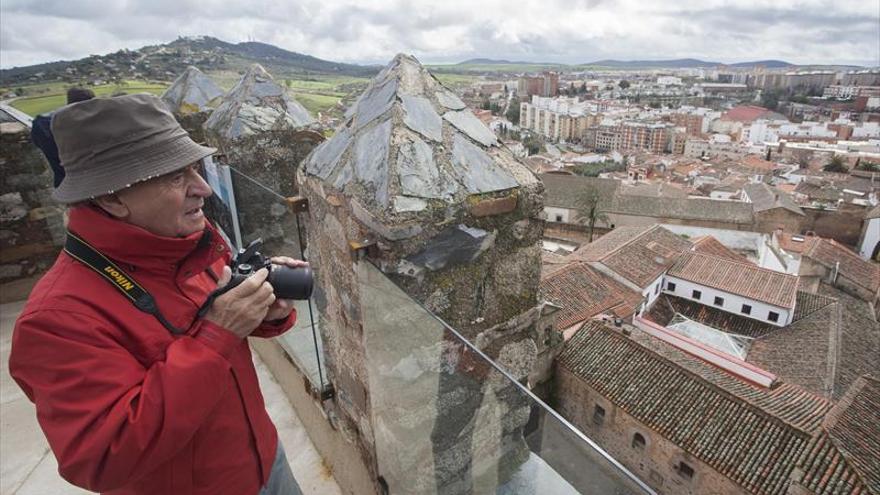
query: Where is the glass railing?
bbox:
[358,260,653,495]
[201,160,328,396]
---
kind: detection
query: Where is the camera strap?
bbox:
[63,231,188,335]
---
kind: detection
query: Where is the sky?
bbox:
[1,0,878,69]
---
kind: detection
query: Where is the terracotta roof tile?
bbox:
[805,238,880,293]
[558,322,832,495]
[539,263,642,329]
[573,225,692,288]
[668,252,799,309]
[821,376,880,492]
[691,236,754,264]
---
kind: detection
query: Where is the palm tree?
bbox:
[575,186,609,242]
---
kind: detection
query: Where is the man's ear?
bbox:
[93,193,130,220]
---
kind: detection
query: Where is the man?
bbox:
[9,94,304,495]
[30,87,95,187]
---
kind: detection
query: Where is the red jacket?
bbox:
[9,206,294,495]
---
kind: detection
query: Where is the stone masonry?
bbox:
[298,54,559,494]
[203,64,323,254]
[161,65,225,144]
[0,113,65,285]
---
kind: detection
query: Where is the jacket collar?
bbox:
[67,205,223,272]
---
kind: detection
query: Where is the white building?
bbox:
[859,205,880,260]
[664,252,799,326]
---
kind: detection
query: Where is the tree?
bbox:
[575,186,609,242]
[823,155,848,173]
[480,98,491,110]
[505,98,520,124]
[760,90,779,110]
[522,134,543,156]
[796,154,810,169]
[855,160,880,172]
[618,80,630,90]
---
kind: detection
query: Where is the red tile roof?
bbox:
[668,252,800,309]
[804,237,880,293]
[572,225,692,288]
[558,321,834,495]
[691,236,753,264]
[721,105,775,123]
[539,263,642,329]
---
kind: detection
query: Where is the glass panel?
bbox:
[666,314,752,359]
[359,261,653,495]
[201,162,327,392]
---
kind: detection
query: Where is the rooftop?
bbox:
[743,182,805,216]
[691,235,753,264]
[668,252,800,309]
[539,263,642,330]
[558,321,834,495]
[572,225,692,288]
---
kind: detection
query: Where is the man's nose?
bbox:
[188,169,213,197]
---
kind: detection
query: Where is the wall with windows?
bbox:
[663,276,793,326]
[555,367,749,495]
[543,206,574,223]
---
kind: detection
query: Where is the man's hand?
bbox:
[204,267,275,339]
[263,257,308,322]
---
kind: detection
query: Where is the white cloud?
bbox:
[1,0,877,68]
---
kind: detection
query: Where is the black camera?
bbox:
[229,238,313,300]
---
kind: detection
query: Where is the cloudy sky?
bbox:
[1,0,877,69]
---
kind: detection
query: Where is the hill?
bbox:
[0,36,379,86]
[456,58,540,65]
[583,58,803,69]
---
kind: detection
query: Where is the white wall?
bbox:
[757,241,798,274]
[544,206,573,223]
[663,276,792,326]
[640,275,665,315]
[859,217,880,260]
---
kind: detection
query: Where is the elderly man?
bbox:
[9,94,304,495]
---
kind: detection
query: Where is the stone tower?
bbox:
[298,54,557,494]
[203,64,323,253]
[162,66,224,143]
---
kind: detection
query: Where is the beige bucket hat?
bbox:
[51,93,216,203]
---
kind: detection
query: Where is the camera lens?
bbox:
[267,265,314,300]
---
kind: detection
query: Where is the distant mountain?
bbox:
[456,58,543,65]
[585,59,722,68]
[728,60,794,69]
[0,36,379,86]
[583,58,798,69]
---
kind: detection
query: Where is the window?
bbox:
[714,296,724,306]
[593,404,605,425]
[632,433,646,450]
[768,311,779,322]
[555,214,563,222]
[742,304,752,315]
[667,282,677,292]
[691,289,702,300]
[655,283,660,295]
[677,461,695,480]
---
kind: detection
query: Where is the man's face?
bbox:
[115,162,213,237]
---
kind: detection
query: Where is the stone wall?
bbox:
[801,204,865,248]
[555,366,750,495]
[0,122,64,285]
[753,208,806,236]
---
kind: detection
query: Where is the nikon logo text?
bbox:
[104,266,135,291]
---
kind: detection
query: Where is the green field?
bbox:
[293,92,343,115]
[8,80,168,116]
